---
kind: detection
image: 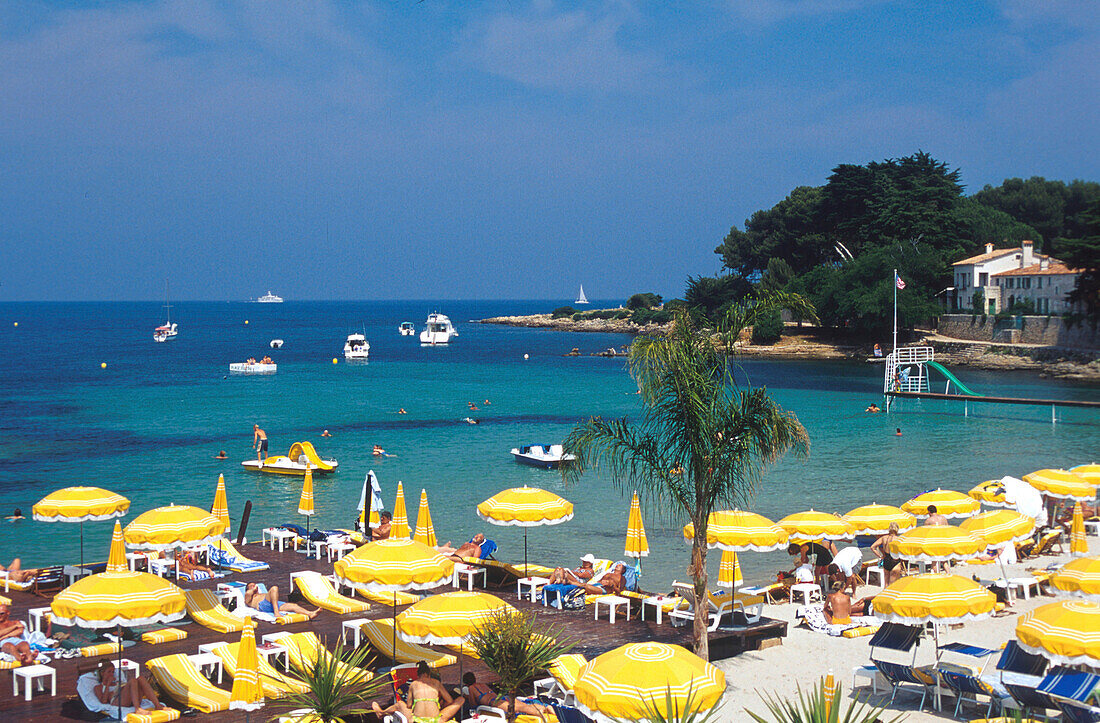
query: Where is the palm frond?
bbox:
[268,639,387,723]
[744,679,906,723]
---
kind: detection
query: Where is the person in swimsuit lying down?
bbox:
[244,582,320,620]
[0,559,36,584]
[372,660,463,723]
[577,562,627,595]
[463,671,552,720]
[823,582,875,624]
[0,604,36,664]
[546,554,597,585]
[437,533,488,562]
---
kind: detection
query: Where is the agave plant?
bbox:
[270,638,388,723]
[745,679,907,723]
[639,685,726,723]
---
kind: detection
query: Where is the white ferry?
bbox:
[420,313,457,345]
[256,291,283,303]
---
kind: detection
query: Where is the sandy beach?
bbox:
[713,536,1098,722]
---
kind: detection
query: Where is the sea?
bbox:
[0,300,1096,588]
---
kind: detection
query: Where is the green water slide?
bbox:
[926,360,982,396]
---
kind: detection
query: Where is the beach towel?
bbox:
[177,569,213,582]
[80,641,123,657]
[795,605,880,637]
[541,584,585,610]
[208,540,269,573]
[141,628,188,645]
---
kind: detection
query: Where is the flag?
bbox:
[895,274,906,290]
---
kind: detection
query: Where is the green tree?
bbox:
[715,186,828,275]
[1060,197,1100,322]
[628,292,664,310]
[759,258,795,293]
[971,176,1100,257]
[563,299,811,660]
[684,274,752,324]
[951,197,1037,247]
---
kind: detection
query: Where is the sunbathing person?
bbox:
[547,554,597,585]
[463,671,551,720]
[0,559,35,584]
[437,533,489,561]
[372,511,392,541]
[372,660,463,723]
[0,605,35,664]
[578,562,627,595]
[823,582,875,624]
[175,549,214,580]
[84,659,170,718]
[244,582,320,619]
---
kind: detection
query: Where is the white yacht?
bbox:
[344,333,370,360]
[398,321,416,336]
[574,284,589,305]
[153,282,178,342]
[511,443,575,469]
[256,291,283,303]
[420,313,457,345]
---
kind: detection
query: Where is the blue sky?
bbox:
[1,0,1096,301]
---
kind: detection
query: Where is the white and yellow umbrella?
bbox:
[682,510,788,552]
[776,510,854,543]
[229,620,264,715]
[413,489,437,548]
[1016,600,1100,668]
[888,526,985,563]
[717,550,742,589]
[625,492,649,560]
[396,591,515,646]
[32,486,130,569]
[842,503,917,535]
[1023,469,1095,502]
[478,486,573,577]
[105,521,128,573]
[1051,556,1100,601]
[572,642,726,722]
[873,573,997,625]
[212,474,231,534]
[123,504,225,551]
[968,481,1012,508]
[391,481,411,539]
[901,489,980,519]
[1070,464,1100,488]
[1071,502,1088,557]
[959,510,1035,547]
[298,468,315,528]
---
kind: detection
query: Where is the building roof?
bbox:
[952,248,1020,266]
[993,261,1080,277]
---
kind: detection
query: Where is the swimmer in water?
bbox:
[895,428,902,436]
[397,408,407,415]
[321,429,332,437]
[214,450,228,460]
[866,403,881,413]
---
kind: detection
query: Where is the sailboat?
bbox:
[574,284,589,305]
[153,281,178,342]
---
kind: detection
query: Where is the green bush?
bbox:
[551,306,577,319]
[571,312,584,321]
[613,309,631,319]
[632,308,672,325]
[751,308,784,344]
[627,292,663,310]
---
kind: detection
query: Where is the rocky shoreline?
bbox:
[476,314,1100,381]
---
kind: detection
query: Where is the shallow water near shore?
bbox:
[0,300,1095,588]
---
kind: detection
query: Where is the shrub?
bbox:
[627,292,663,310]
[751,308,784,345]
[632,308,672,325]
[551,306,577,319]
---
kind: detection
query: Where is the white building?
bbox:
[950,240,1081,314]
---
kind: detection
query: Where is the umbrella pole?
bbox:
[392,591,397,662]
[117,623,124,722]
[524,529,528,578]
[80,521,84,571]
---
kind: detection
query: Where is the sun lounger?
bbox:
[359,589,420,606]
[669,582,764,629]
[934,642,1004,718]
[270,631,372,683]
[184,589,245,633]
[146,653,232,713]
[533,653,587,703]
[208,539,270,573]
[795,604,880,637]
[359,618,456,668]
[291,572,369,614]
[210,641,309,698]
[866,623,934,710]
[215,584,309,625]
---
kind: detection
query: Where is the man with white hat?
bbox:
[547,553,598,585]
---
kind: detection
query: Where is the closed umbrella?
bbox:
[32,486,130,570]
[717,550,742,589]
[1023,469,1094,502]
[391,481,411,539]
[413,489,437,548]
[823,671,836,721]
[842,503,916,535]
[1016,600,1100,668]
[124,504,225,551]
[211,474,231,534]
[624,492,649,562]
[105,522,128,573]
[477,486,573,577]
[1071,502,1088,557]
[229,620,264,718]
[1050,556,1100,601]
[358,470,384,532]
[776,510,854,543]
[572,642,726,721]
[901,489,980,519]
[298,469,315,532]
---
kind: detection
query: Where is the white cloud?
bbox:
[723,0,892,24]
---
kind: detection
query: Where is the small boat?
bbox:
[420,313,457,345]
[511,443,575,469]
[256,291,283,303]
[242,441,338,475]
[344,333,370,360]
[270,339,284,349]
[229,357,277,374]
[398,321,416,336]
[575,285,589,305]
[153,281,178,342]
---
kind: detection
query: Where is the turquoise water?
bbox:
[0,301,1096,588]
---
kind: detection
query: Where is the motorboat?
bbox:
[398,321,416,336]
[256,291,283,303]
[229,356,277,374]
[270,339,284,349]
[511,443,575,469]
[153,281,178,342]
[242,441,338,475]
[420,313,457,345]
[344,333,370,360]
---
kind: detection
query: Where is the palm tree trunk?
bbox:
[691,522,710,661]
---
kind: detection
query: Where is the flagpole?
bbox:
[892,268,898,353]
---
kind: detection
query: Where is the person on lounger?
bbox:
[547,554,597,585]
[244,582,320,619]
[823,582,875,624]
[85,659,170,718]
[579,562,627,595]
[175,549,214,580]
[0,605,35,664]
[372,660,463,723]
[463,671,552,719]
[437,533,489,561]
[0,559,35,584]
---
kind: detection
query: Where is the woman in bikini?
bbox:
[870,522,903,585]
[463,672,551,719]
[372,661,463,723]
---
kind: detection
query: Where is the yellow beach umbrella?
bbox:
[901,489,980,519]
[776,510,854,543]
[391,481,411,539]
[413,489,437,548]
[298,468,315,525]
[32,486,130,569]
[842,503,917,535]
[105,521,128,573]
[396,591,515,645]
[625,492,649,560]
[888,526,985,563]
[960,510,1035,547]
[1016,600,1100,668]
[229,620,264,715]
[874,573,997,625]
[968,481,1012,508]
[124,504,225,551]
[823,671,836,722]
[478,486,573,576]
[1023,469,1095,501]
[1071,502,1088,557]
[682,510,788,552]
[211,474,230,534]
[572,642,726,721]
[1051,556,1100,601]
[1070,464,1100,488]
[717,550,742,589]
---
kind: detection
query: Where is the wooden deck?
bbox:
[1,541,786,722]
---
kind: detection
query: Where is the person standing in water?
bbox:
[253,424,268,464]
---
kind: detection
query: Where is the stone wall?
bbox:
[936,314,1098,350]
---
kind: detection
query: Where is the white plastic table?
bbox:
[126,552,148,571]
[27,607,52,634]
[593,595,631,624]
[263,528,297,552]
[327,542,356,562]
[13,664,55,701]
[189,653,223,685]
[641,595,676,625]
[341,618,373,648]
[257,643,289,670]
[790,583,822,605]
[516,577,549,603]
[62,565,93,586]
[453,564,487,591]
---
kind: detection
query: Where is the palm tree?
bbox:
[563,293,815,660]
[270,639,388,723]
